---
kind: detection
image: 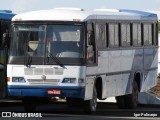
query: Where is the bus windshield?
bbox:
[9,24,85,65]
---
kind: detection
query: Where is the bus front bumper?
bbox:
[8,85,85,99]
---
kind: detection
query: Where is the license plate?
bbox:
[48,90,61,95]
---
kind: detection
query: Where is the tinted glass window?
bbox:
[109,23,119,47]
[95,23,106,49]
[121,24,131,47]
[132,23,142,46]
[143,23,152,46]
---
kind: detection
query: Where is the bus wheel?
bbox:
[125,81,139,109]
[83,86,97,114]
[22,97,36,112]
[116,96,125,109]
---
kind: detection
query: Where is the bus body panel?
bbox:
[8,85,85,99]
[7,65,96,100]
[85,77,95,100]
[141,48,158,92]
[86,48,158,98]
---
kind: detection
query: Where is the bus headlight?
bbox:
[12,77,26,83]
[62,78,76,84]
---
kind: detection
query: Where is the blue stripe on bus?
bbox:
[0,13,15,19]
[8,86,85,99]
[119,9,157,17]
[0,10,12,13]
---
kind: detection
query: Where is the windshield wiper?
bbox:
[47,51,66,69]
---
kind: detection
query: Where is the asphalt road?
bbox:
[0,99,159,120]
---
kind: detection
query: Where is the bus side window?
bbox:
[87,23,95,64]
[132,23,142,46]
[121,23,131,47]
[108,23,119,47]
[95,23,106,49]
[143,23,152,46]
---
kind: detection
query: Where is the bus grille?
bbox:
[27,79,60,85]
[24,68,63,75]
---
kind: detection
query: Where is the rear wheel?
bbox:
[116,81,139,109]
[83,86,97,114]
[125,81,139,109]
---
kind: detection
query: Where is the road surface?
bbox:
[0,99,159,120]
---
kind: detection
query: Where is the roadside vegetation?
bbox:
[150,77,160,96]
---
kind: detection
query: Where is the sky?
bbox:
[0,0,160,14]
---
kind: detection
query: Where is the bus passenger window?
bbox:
[132,23,141,46]
[95,23,106,49]
[108,23,119,47]
[121,24,131,47]
[143,23,152,46]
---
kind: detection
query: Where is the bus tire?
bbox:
[83,86,97,114]
[125,81,139,109]
[22,97,36,112]
[116,96,125,109]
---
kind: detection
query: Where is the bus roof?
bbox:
[0,10,15,20]
[12,8,157,22]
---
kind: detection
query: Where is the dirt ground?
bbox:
[150,78,160,96]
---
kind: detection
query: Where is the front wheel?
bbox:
[83,86,97,114]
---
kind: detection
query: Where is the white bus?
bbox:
[6,8,158,113]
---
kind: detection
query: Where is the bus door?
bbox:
[86,23,96,64]
[85,23,96,100]
[0,20,10,98]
